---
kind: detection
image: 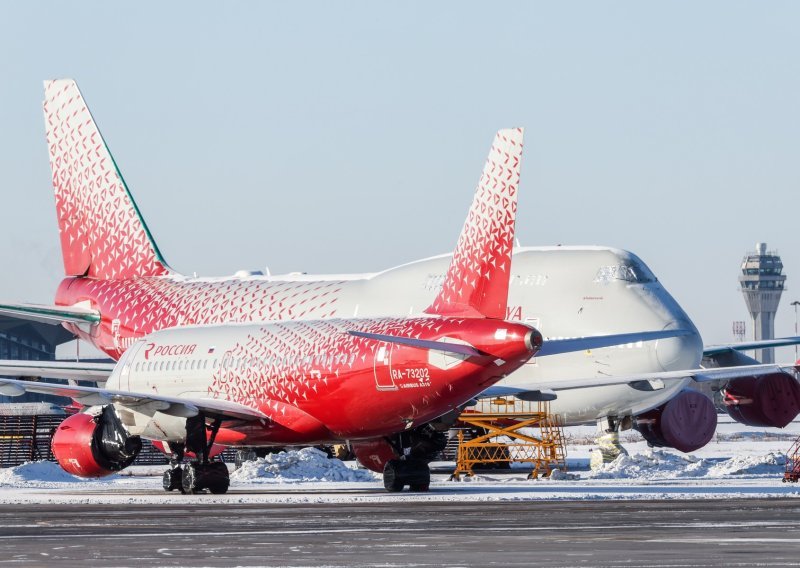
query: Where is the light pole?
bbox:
[792,301,800,361]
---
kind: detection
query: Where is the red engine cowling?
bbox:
[633,390,716,453]
[722,372,800,428]
[351,439,400,473]
[52,407,142,478]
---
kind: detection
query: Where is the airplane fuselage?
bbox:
[58,246,702,425]
[104,317,536,445]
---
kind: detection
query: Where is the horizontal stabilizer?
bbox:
[536,329,692,357]
[0,302,100,326]
[348,331,486,357]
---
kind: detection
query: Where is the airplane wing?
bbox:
[0,359,113,381]
[0,377,266,422]
[0,302,100,326]
[482,363,793,400]
[352,329,692,358]
[537,329,691,357]
[704,336,800,357]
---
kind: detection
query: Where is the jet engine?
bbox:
[633,390,716,453]
[722,372,800,428]
[51,406,142,477]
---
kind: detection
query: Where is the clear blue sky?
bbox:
[1,2,799,355]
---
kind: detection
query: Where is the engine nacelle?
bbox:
[51,406,142,478]
[722,372,800,428]
[351,439,400,473]
[633,390,716,453]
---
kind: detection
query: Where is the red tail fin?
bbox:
[425,128,524,319]
[44,80,171,279]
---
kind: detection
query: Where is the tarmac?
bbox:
[0,498,799,567]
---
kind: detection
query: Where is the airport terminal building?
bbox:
[0,315,74,404]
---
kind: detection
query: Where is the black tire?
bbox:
[208,479,230,494]
[383,460,406,492]
[207,462,230,494]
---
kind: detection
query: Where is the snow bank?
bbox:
[0,461,85,486]
[591,450,785,480]
[231,448,377,483]
[708,452,785,476]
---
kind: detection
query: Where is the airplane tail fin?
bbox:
[425,128,524,320]
[43,79,171,279]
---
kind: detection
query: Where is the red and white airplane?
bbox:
[0,122,683,492]
[1,80,798,470]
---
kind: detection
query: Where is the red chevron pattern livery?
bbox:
[426,128,523,319]
[44,80,170,279]
[43,79,525,362]
[57,276,347,359]
[130,317,537,443]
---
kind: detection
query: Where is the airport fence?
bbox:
[0,414,238,468]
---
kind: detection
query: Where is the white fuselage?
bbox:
[301,246,702,423]
[105,246,700,426]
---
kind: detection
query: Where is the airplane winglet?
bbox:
[425,128,524,319]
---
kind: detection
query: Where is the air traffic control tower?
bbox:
[739,242,787,363]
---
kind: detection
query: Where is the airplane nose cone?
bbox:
[655,320,703,372]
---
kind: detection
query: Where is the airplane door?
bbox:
[119,341,145,391]
[373,343,397,391]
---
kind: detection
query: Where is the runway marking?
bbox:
[0,521,793,540]
[647,538,800,544]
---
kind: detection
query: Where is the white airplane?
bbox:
[1,80,798,467]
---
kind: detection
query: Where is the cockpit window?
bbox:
[594,258,656,284]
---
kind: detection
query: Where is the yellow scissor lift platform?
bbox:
[449,398,567,480]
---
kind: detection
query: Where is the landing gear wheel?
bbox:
[182,463,200,494]
[181,462,230,494]
[382,459,431,493]
[383,460,406,492]
[162,467,185,493]
[207,462,230,494]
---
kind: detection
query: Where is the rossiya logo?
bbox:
[144,343,197,360]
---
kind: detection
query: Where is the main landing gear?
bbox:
[162,414,230,495]
[382,424,447,492]
[383,458,430,492]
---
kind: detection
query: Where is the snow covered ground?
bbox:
[1,416,799,505]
